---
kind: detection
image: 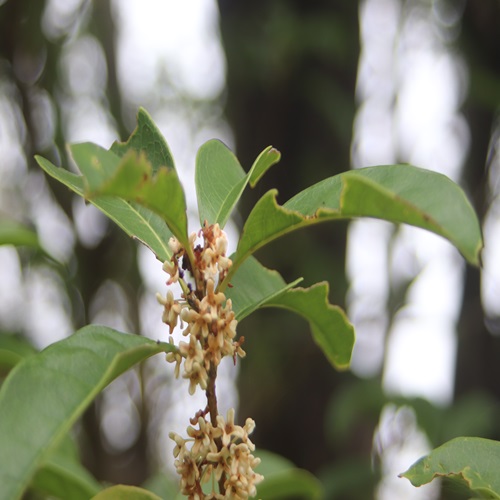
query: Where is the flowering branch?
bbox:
[156,221,263,498]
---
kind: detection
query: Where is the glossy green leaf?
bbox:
[248,146,281,188]
[195,139,245,227]
[0,326,174,500]
[226,255,302,321]
[69,142,121,194]
[92,485,163,500]
[285,165,482,264]
[35,155,172,261]
[256,450,324,499]
[225,258,353,369]
[400,437,500,498]
[110,107,175,173]
[265,283,354,370]
[224,165,483,286]
[77,146,190,256]
[195,142,281,228]
[0,220,40,249]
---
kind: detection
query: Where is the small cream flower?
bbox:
[168,236,182,255]
[184,361,208,395]
[162,259,179,284]
[169,431,187,459]
[165,337,182,378]
[157,290,181,333]
[206,446,230,481]
[179,334,204,373]
[187,417,216,458]
[217,408,245,447]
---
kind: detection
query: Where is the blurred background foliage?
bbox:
[0,0,499,498]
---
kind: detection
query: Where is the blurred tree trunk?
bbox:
[453,0,500,437]
[0,0,151,485]
[218,0,362,473]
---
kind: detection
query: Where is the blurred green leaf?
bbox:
[0,220,40,249]
[441,393,500,444]
[400,437,500,498]
[256,449,324,499]
[265,283,354,370]
[257,469,324,500]
[31,438,102,500]
[254,449,296,475]
[319,457,377,499]
[92,485,162,499]
[0,334,36,375]
[30,434,102,500]
[0,326,174,500]
[141,472,180,499]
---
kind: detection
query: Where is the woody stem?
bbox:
[206,362,226,494]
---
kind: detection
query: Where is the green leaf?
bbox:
[400,437,500,498]
[92,485,163,500]
[225,258,353,369]
[31,437,101,500]
[35,155,172,261]
[226,255,302,321]
[195,140,245,227]
[257,469,324,500]
[285,165,482,265]
[248,146,281,188]
[111,107,175,173]
[75,146,190,256]
[255,450,324,499]
[141,473,180,499]
[69,142,122,194]
[224,165,483,285]
[195,142,281,228]
[0,326,174,500]
[220,189,302,289]
[31,460,100,500]
[265,283,354,370]
[0,220,40,249]
[0,334,36,375]
[36,107,186,261]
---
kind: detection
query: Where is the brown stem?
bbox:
[206,364,219,426]
[205,362,226,494]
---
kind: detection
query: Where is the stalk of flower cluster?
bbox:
[156,222,263,498]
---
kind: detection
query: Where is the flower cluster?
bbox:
[162,221,232,288]
[157,222,262,497]
[169,409,263,499]
[156,223,245,395]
